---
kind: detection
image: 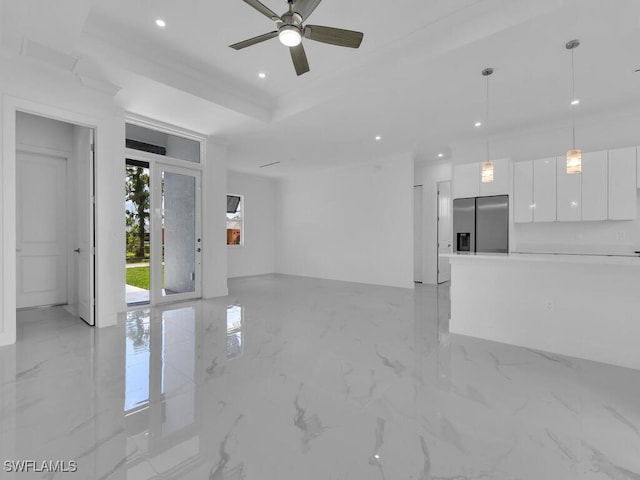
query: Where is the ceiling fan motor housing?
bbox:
[279,11,303,28]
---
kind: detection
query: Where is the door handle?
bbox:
[74,248,81,253]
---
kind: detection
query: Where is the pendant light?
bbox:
[481,67,494,183]
[566,39,581,174]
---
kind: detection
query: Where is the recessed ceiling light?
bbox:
[375,135,382,141]
[155,19,166,28]
[474,121,482,127]
[258,72,266,79]
[438,153,444,158]
[570,99,580,105]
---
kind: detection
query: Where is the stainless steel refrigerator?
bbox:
[453,195,509,253]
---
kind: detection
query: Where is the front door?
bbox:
[152,164,202,303]
[16,148,68,308]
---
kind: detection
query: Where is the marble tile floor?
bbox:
[1,274,640,479]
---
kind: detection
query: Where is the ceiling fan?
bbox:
[230,0,364,76]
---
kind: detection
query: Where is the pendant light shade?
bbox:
[481,161,494,183]
[482,67,494,183]
[566,40,581,174]
[566,149,582,174]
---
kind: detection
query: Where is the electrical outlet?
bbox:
[617,231,626,241]
[545,301,554,312]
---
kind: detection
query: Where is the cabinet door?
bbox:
[480,158,510,196]
[556,155,581,221]
[582,151,608,221]
[514,160,533,223]
[533,157,556,222]
[608,147,637,220]
[453,163,480,199]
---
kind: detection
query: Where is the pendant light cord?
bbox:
[486,70,490,162]
[571,46,576,150]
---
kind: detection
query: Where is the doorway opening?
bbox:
[413,185,423,283]
[124,122,203,307]
[15,112,96,325]
[437,181,452,284]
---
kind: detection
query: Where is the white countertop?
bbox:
[441,251,640,266]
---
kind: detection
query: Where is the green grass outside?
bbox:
[126,266,150,290]
[126,265,165,290]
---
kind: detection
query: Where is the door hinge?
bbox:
[91,195,96,204]
[90,143,95,153]
[91,246,96,255]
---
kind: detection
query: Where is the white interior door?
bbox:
[16,149,68,308]
[413,185,423,283]
[151,164,202,304]
[77,129,95,325]
[437,181,452,284]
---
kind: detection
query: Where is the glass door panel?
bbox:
[152,165,201,303]
[125,160,151,306]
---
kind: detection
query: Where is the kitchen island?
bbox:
[442,252,640,370]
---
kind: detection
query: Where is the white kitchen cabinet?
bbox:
[453,163,480,199]
[582,151,608,221]
[514,160,533,223]
[533,157,556,222]
[556,156,581,221]
[608,147,637,220]
[479,158,510,196]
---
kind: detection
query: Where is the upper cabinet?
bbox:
[581,151,608,221]
[533,157,556,222]
[608,147,637,220]
[514,160,533,223]
[453,163,480,198]
[453,159,510,199]
[514,147,638,224]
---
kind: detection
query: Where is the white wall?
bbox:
[414,159,452,284]
[227,171,277,278]
[276,153,415,289]
[202,138,228,299]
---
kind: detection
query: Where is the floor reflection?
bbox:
[226,305,243,360]
[2,275,640,480]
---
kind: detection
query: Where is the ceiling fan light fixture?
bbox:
[279,26,302,47]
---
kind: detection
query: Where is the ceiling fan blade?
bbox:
[290,44,310,76]
[229,31,278,50]
[240,0,281,21]
[293,0,322,20]
[304,25,363,48]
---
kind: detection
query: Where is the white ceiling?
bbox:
[3,0,640,176]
